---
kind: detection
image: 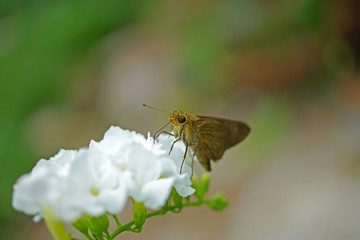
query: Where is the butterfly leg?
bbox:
[169,138,181,155]
[180,143,189,174]
[153,131,174,143]
[153,122,171,142]
[190,143,198,178]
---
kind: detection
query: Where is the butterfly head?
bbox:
[169,110,187,127]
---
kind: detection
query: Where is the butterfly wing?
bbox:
[193,116,250,171]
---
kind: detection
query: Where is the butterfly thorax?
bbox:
[168,110,200,145]
[165,109,250,171]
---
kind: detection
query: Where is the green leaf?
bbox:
[72,218,90,237]
[191,175,202,200]
[84,214,110,239]
[206,192,228,211]
[171,188,183,212]
[133,201,147,230]
[200,173,210,196]
[192,173,211,201]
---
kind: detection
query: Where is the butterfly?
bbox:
[147,105,250,173]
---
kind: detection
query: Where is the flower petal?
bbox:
[140,178,175,209]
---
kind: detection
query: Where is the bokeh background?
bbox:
[1,0,360,239]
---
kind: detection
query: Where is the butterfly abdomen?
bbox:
[166,109,250,172]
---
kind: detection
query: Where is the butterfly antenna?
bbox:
[142,104,171,113]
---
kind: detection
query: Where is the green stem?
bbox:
[43,206,71,240]
[108,200,204,239]
[111,214,121,227]
[109,220,135,239]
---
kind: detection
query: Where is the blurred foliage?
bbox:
[246,97,293,161]
[0,0,359,238]
[0,0,147,229]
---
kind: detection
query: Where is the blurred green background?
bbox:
[1,0,360,239]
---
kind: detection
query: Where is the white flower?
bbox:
[54,149,128,221]
[12,150,77,222]
[12,126,195,222]
[90,126,195,209]
[155,134,195,197]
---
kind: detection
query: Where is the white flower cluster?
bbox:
[12,126,194,222]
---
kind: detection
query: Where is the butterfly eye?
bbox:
[177,114,186,123]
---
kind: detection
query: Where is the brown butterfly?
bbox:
[144,105,250,173]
